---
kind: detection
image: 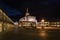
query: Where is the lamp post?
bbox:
[41,19,45,29]
[14,22,18,32]
[41,19,45,23]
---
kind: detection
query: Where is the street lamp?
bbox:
[41,19,45,23]
[41,19,45,29]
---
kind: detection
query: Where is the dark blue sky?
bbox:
[0,0,60,21]
[0,0,24,21]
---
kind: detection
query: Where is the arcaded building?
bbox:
[0,9,15,32]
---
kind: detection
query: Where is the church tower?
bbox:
[25,8,30,16]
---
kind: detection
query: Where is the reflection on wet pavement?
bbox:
[0,28,60,40]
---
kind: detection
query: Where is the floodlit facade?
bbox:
[37,21,60,28]
[37,22,49,27]
[19,8,37,28]
[49,22,60,27]
[19,8,60,28]
[0,9,15,32]
[19,16,37,23]
[0,8,60,31]
[19,8,37,23]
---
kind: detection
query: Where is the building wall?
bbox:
[0,21,15,32]
[19,21,36,28]
[49,22,60,27]
[37,22,60,27]
[37,22,49,27]
[0,21,2,32]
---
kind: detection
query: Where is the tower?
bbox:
[25,8,30,21]
[25,8,30,16]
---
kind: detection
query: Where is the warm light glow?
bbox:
[40,31,46,37]
[28,18,35,21]
[0,23,2,32]
[14,22,18,25]
[0,23,2,27]
[39,30,48,37]
[41,19,45,23]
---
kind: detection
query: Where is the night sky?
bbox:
[0,0,60,22]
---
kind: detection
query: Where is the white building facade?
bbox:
[19,8,37,28]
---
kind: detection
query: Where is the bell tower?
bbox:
[25,8,30,16]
